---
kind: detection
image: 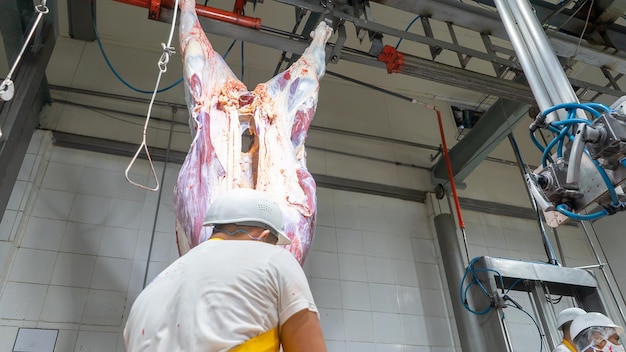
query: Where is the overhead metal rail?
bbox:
[110,0,626,105]
[103,0,626,190]
[46,0,626,190]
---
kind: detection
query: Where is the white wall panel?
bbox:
[0,131,623,352]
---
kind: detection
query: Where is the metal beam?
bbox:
[107,1,626,103]
[67,0,97,41]
[193,15,542,102]
[595,0,626,24]
[0,23,56,222]
[51,130,566,222]
[371,0,626,75]
[0,1,28,60]
[432,99,531,183]
[434,213,489,352]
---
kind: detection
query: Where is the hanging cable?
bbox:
[503,301,545,352]
[90,1,183,94]
[125,0,181,191]
[508,134,559,265]
[460,257,525,315]
[143,106,178,288]
[396,15,421,49]
[0,0,49,101]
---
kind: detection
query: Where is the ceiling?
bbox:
[3,0,626,205]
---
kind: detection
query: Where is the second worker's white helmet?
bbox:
[571,312,624,341]
[203,188,291,245]
[557,307,587,330]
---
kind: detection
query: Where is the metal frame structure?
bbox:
[93,0,626,186]
[2,2,626,351]
[470,256,607,351]
[0,0,56,223]
[4,0,626,191]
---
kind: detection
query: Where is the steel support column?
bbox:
[0,23,56,221]
[432,99,531,184]
[434,213,490,351]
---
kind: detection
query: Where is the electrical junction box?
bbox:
[451,105,484,140]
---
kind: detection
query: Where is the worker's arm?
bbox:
[280,309,326,352]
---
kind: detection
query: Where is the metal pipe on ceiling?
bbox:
[494,0,557,119]
[513,0,586,120]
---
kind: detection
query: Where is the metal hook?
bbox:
[125,140,160,192]
[0,79,15,101]
[35,3,49,14]
[158,43,176,73]
[125,0,181,191]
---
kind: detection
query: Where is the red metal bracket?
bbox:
[113,0,261,29]
[149,0,161,20]
[233,0,246,15]
[377,45,404,74]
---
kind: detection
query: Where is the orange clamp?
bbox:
[377,45,404,74]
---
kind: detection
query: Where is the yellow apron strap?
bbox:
[230,327,279,352]
[563,339,577,352]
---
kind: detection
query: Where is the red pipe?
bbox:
[196,4,260,29]
[434,107,465,229]
[113,0,261,29]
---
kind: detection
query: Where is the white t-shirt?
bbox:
[124,240,318,352]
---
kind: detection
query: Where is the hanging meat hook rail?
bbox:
[124,0,180,191]
[0,0,49,101]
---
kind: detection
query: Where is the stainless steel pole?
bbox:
[513,0,587,120]
[508,134,559,264]
[506,1,566,107]
[493,0,560,121]
[434,214,490,351]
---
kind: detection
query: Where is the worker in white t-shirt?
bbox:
[124,188,326,352]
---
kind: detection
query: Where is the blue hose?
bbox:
[556,204,608,221]
[396,16,421,49]
[541,103,602,119]
[592,159,621,205]
[583,102,612,113]
[542,126,569,166]
[535,101,622,221]
[550,118,593,127]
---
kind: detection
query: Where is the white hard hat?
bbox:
[570,312,625,341]
[557,307,587,330]
[203,188,291,245]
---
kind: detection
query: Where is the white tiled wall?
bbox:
[0,131,620,352]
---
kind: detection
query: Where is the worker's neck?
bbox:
[211,234,247,241]
[563,332,572,344]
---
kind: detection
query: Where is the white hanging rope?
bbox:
[125,0,181,191]
[0,0,49,101]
